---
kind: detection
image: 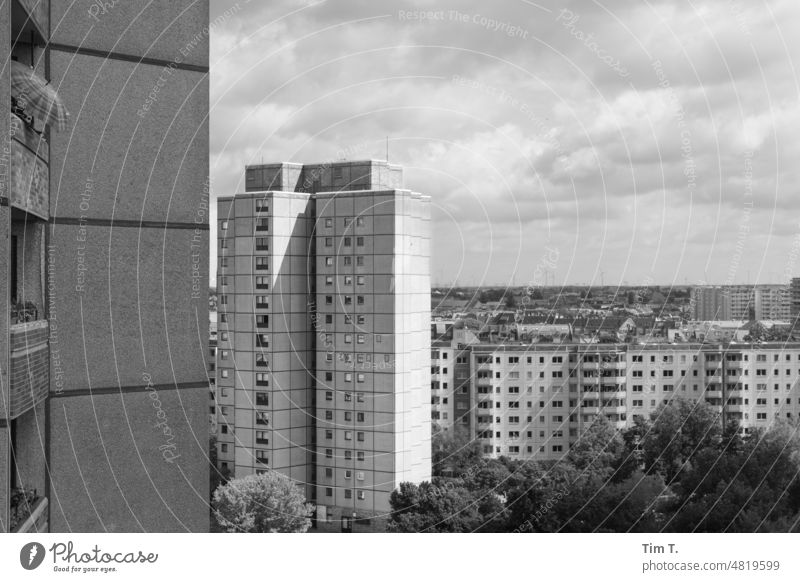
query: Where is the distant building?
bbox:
[465,341,800,462]
[693,285,791,321]
[692,287,732,320]
[790,278,800,319]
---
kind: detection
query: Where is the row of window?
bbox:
[322,468,366,480]
[324,431,366,441]
[324,256,365,266]
[218,276,270,302]
[481,352,800,366]
[323,411,366,422]
[320,313,368,325]
[324,236,365,247]
[219,217,268,232]
[323,488,366,500]
[323,294,368,306]
[323,217,367,228]
[324,449,367,461]
[325,275,367,286]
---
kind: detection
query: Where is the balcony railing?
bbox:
[9,113,49,220]
[7,320,49,420]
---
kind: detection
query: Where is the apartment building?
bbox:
[755,285,790,321]
[466,342,800,462]
[693,285,791,321]
[1,1,210,532]
[789,278,800,320]
[216,160,431,532]
[692,287,732,321]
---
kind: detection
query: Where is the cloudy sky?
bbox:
[209,0,799,288]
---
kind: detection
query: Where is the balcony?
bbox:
[6,320,49,420]
[9,113,48,220]
[10,489,48,533]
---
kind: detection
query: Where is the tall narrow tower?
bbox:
[216,160,431,531]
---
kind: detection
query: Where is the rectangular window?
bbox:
[356,237,364,246]
[255,450,269,465]
[356,256,364,266]
[325,257,333,266]
[256,392,269,406]
[256,373,269,386]
[344,237,352,247]
[256,314,269,328]
[255,276,269,289]
[255,295,269,308]
[255,237,269,250]
[256,411,269,426]
[256,218,269,232]
[256,431,269,444]
[255,199,269,212]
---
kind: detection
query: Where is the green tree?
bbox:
[665,422,800,532]
[387,479,485,532]
[567,416,625,476]
[641,399,723,484]
[432,428,482,477]
[213,472,313,533]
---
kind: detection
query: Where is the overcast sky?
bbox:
[208,0,799,288]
